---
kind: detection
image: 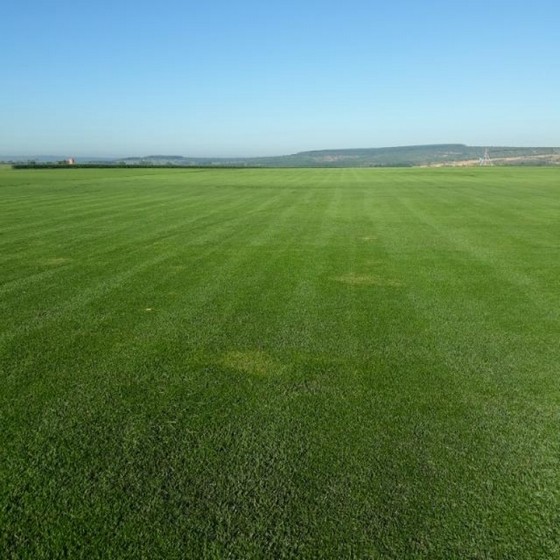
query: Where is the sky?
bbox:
[1,0,559,157]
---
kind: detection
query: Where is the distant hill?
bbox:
[117,145,560,167]
[5,144,560,168]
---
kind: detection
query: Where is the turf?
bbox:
[1,167,559,558]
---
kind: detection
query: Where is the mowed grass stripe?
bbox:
[364,178,560,552]
[0,182,295,345]
[394,184,559,323]
[0,168,276,236]
[1,177,327,408]
[1,167,559,558]
[0,176,286,293]
[0,176,256,245]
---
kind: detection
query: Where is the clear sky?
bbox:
[1,0,559,157]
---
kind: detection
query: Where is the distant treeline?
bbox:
[11,164,264,170]
[11,163,415,170]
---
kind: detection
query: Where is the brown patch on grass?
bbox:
[222,350,282,376]
[42,257,71,266]
[288,379,323,396]
[334,273,402,287]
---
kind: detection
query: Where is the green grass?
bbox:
[1,167,559,558]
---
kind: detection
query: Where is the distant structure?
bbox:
[66,157,75,165]
[479,148,493,166]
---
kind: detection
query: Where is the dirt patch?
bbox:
[334,273,402,287]
[287,379,323,396]
[222,350,282,376]
[42,257,71,266]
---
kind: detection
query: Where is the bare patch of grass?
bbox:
[222,350,282,376]
[334,273,403,287]
[41,257,71,266]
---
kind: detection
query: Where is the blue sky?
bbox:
[1,0,559,157]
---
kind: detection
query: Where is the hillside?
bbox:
[5,145,560,168]
[115,145,560,167]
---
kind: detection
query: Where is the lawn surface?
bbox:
[1,167,559,558]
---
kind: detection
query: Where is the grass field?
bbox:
[1,167,559,558]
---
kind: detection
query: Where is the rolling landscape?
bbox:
[4,144,560,168]
[1,166,559,557]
